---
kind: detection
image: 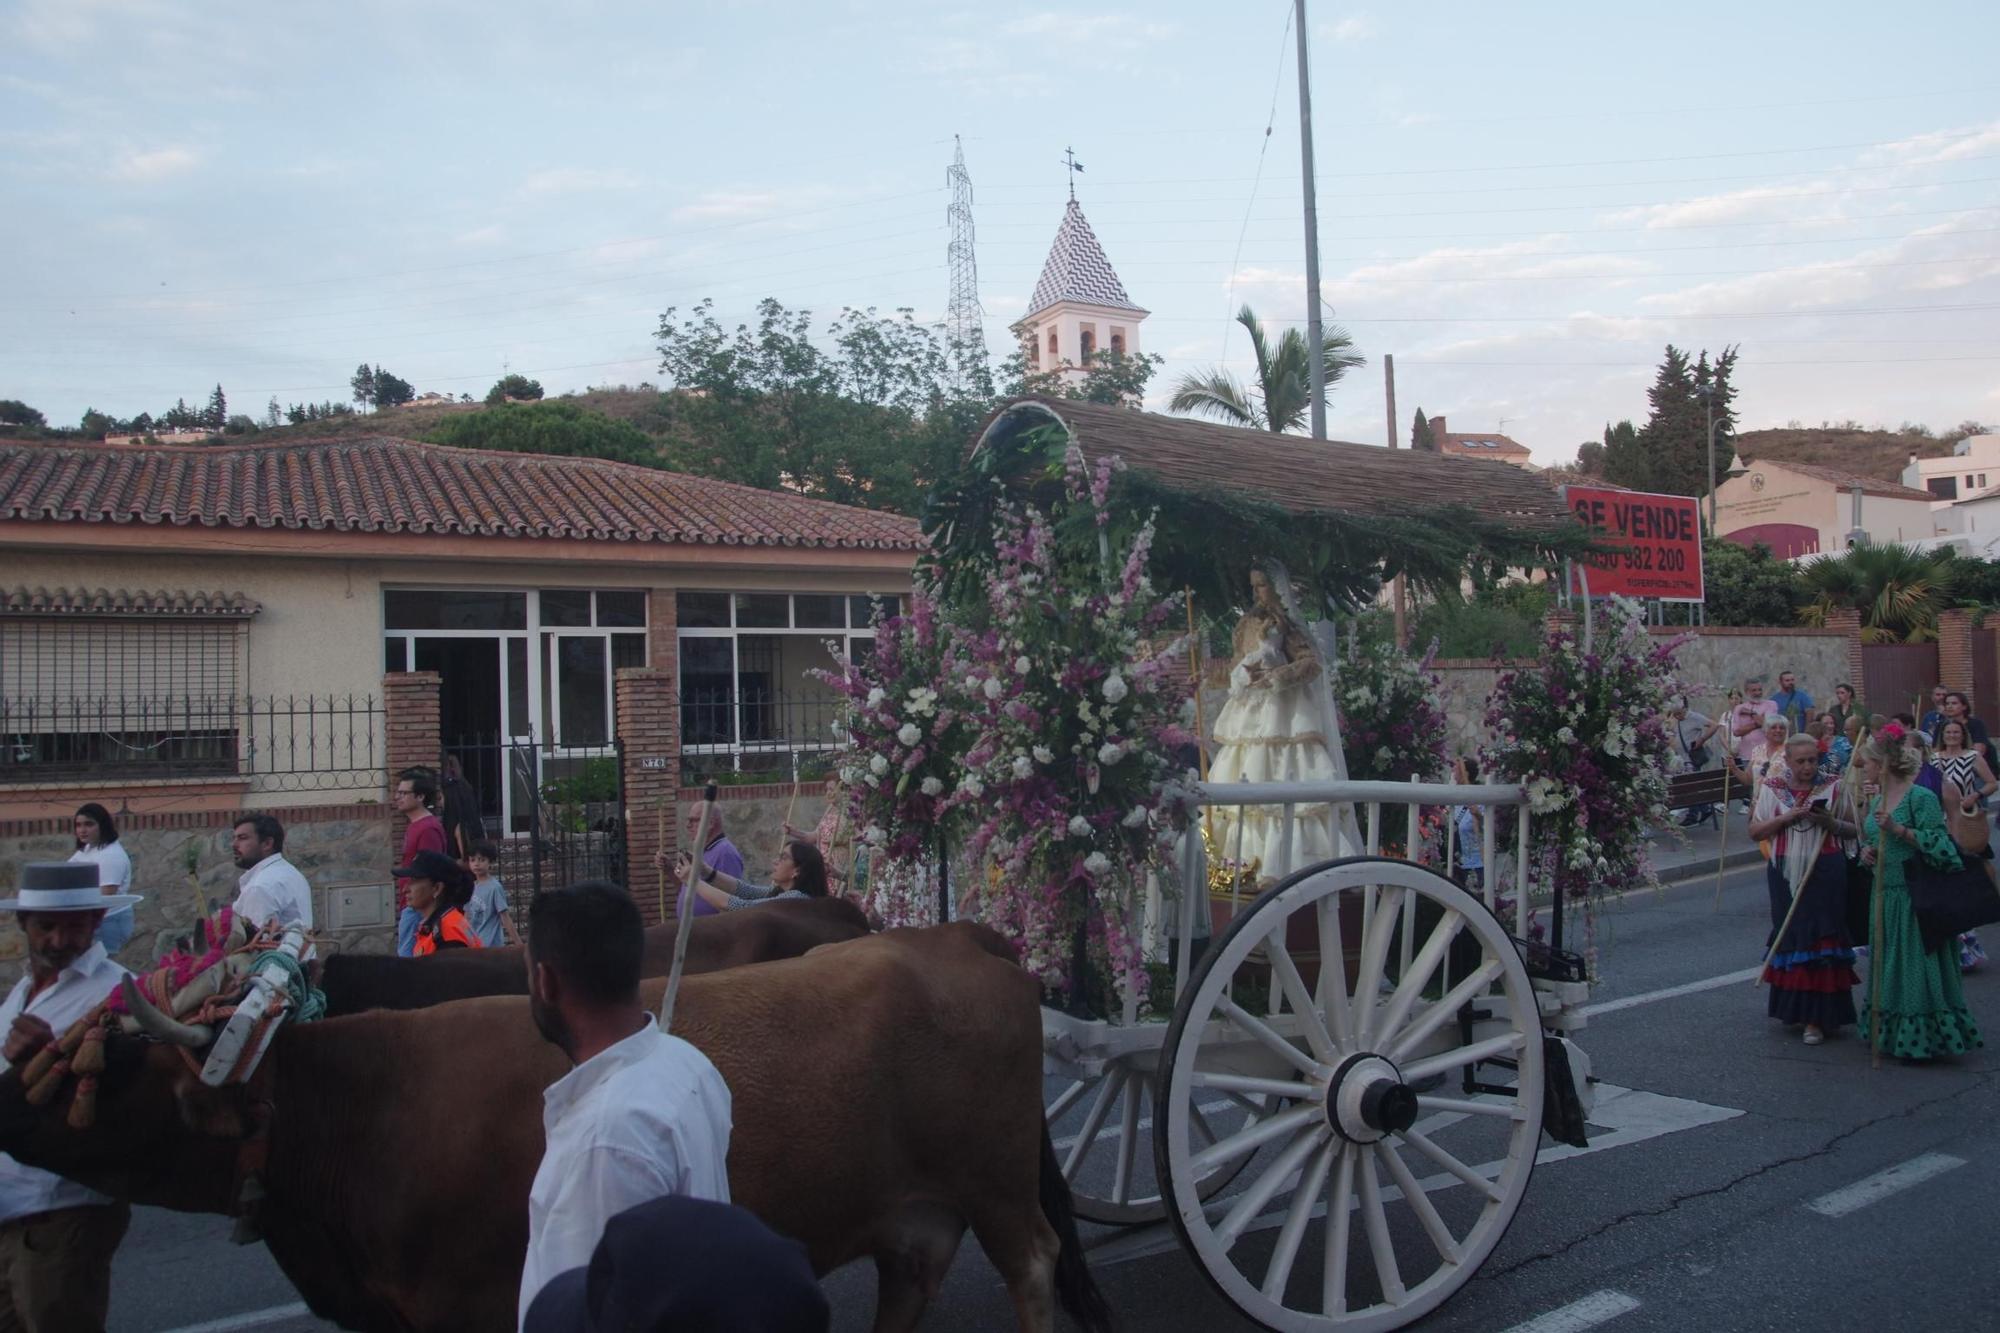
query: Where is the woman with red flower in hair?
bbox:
[1748,732,1858,1045]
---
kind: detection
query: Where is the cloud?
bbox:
[670,190,788,222]
[454,225,505,246]
[1605,181,1842,231]
[1321,15,1377,41]
[521,167,642,195]
[1859,121,2000,169]
[1003,13,1178,43]
[108,145,198,182]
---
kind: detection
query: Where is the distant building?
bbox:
[1714,459,1937,558]
[1009,200,1147,391]
[1899,433,2000,503]
[1425,415,1535,469]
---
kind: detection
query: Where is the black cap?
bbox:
[524,1195,828,1333]
[392,849,462,883]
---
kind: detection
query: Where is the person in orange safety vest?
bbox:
[395,849,483,956]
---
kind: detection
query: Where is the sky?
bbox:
[5,0,1999,466]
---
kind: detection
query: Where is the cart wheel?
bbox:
[1154,857,1544,1331]
[1047,1053,1263,1225]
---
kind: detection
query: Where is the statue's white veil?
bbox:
[1267,562,1363,854]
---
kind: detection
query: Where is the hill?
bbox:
[1732,427,1956,483]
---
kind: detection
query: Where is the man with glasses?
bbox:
[392,767,448,956]
[1921,687,1948,743]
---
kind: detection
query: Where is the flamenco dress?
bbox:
[1753,776,1858,1030]
[1207,615,1338,885]
[1860,786,1985,1060]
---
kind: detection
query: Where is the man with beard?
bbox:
[0,862,141,1331]
[519,880,732,1329]
[229,813,314,930]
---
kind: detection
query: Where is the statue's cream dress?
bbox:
[1207,609,1339,884]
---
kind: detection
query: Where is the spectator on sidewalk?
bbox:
[675,807,743,919]
[1827,683,1861,738]
[1732,677,1778,767]
[393,767,448,956]
[1939,691,1991,764]
[398,850,481,955]
[439,754,486,863]
[1770,670,1815,734]
[67,802,136,957]
[1828,714,1863,778]
[464,840,521,948]
[231,814,314,930]
[1920,686,1948,743]
[1671,699,1721,827]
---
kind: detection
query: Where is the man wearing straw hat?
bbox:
[0,862,141,1332]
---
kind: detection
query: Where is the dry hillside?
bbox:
[1732,427,1956,482]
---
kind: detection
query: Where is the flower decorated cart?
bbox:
[909,398,1646,1331]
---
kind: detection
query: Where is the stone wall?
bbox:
[0,804,400,986]
[674,783,834,890]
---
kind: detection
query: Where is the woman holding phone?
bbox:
[1747,734,1859,1045]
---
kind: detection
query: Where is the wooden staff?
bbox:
[660,783,717,1032]
[655,797,668,924]
[1868,820,1888,1070]
[1712,763,1733,912]
[777,778,801,863]
[1754,815,1826,986]
[1184,589,1212,836]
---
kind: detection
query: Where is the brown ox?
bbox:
[314,895,869,1014]
[0,924,1109,1333]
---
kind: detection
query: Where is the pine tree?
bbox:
[351,363,378,410]
[264,397,282,428]
[1635,344,1743,498]
[1601,420,1649,490]
[205,383,227,430]
[1411,407,1434,451]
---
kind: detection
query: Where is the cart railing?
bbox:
[1178,778,1534,1002]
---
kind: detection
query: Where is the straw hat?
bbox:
[0,861,143,913]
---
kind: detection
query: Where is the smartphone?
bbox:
[1809,798,1829,810]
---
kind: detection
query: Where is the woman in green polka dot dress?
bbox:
[1857,724,1983,1061]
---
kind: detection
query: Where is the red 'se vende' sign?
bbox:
[1563,485,1705,602]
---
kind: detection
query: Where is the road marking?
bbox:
[1499,1290,1641,1333]
[1805,1152,1968,1218]
[1581,967,1761,1018]
[156,1304,311,1333]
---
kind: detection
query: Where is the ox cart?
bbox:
[1044,777,1593,1332]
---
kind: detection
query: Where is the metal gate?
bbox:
[1974,626,2000,731]
[1860,642,1939,720]
[444,734,627,898]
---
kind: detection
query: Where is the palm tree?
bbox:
[1168,304,1365,433]
[1797,543,1958,643]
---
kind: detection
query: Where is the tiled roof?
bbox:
[1746,459,1934,502]
[0,586,260,618]
[0,436,925,551]
[1438,433,1531,458]
[1021,201,1146,320]
[976,398,1573,530]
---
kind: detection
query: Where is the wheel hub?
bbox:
[1325,1052,1415,1143]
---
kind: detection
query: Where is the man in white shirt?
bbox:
[0,862,141,1332]
[518,881,732,1329]
[230,814,314,931]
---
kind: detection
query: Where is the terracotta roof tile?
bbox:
[1,586,260,618]
[977,398,1573,529]
[0,436,925,552]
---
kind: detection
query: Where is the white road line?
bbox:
[156,1304,311,1333]
[1580,967,1761,1017]
[1805,1152,1968,1218]
[1499,1290,1641,1333]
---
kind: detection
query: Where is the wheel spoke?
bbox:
[1414,1093,1527,1120]
[1399,1128,1503,1203]
[1189,1071,1319,1101]
[1322,1144,1356,1316]
[1214,1123,1326,1250]
[1372,910,1464,1053]
[1046,1078,1091,1124]
[1062,1069,1123,1180]
[1398,1031,1525,1086]
[1217,996,1324,1078]
[1192,1102,1324,1176]
[1374,1140,1462,1266]
[1112,1071,1143,1204]
[1352,885,1407,1048]
[1384,959,1502,1063]
[1266,929,1338,1062]
[1357,1143,1406,1302]
[1262,1137,1335,1301]
[1316,892,1356,1049]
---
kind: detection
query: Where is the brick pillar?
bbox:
[616,668,680,927]
[1937,608,1974,698]
[383,672,441,908]
[646,587,678,677]
[1821,608,1866,707]
[1543,606,1580,640]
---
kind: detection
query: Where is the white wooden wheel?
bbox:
[1154,856,1545,1332]
[1047,1054,1258,1225]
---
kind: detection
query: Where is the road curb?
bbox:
[1654,845,1763,885]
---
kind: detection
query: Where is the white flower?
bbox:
[1068,815,1091,836]
[983,677,1003,700]
[1101,672,1129,704]
[864,824,887,846]
[869,754,889,776]
[1556,726,1576,744]
[1033,745,1054,764]
[897,723,922,747]
[1098,741,1126,765]
[1014,655,1031,674]
[958,775,985,797]
[920,776,944,797]
[1012,754,1034,779]
[1122,806,1149,828]
[866,687,885,708]
[1083,851,1112,876]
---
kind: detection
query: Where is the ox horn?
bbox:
[120,977,213,1048]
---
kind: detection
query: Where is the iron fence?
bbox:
[0,693,385,791]
[442,734,626,897]
[679,688,847,784]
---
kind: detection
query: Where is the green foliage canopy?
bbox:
[425,401,663,467]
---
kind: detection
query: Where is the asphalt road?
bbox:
[108,862,1996,1333]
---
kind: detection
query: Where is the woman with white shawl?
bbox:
[1747,733,1859,1045]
